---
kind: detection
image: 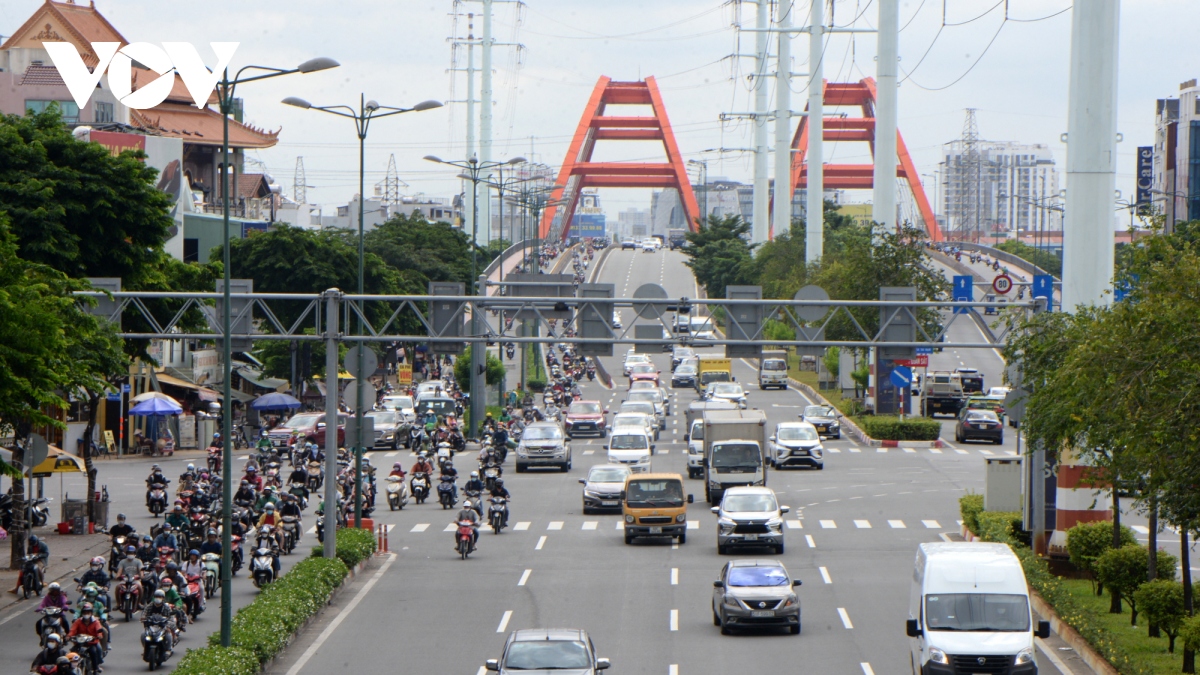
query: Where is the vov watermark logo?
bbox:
[43,42,238,110]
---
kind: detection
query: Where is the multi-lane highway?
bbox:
[260,247,1084,675]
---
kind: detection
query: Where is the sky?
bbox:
[1,0,1194,220]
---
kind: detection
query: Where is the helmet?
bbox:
[213,432,221,439]
[189,549,199,557]
[393,462,403,470]
[48,582,61,592]
[80,602,93,612]
[153,590,165,602]
[142,535,152,543]
[126,546,137,554]
[68,653,81,664]
[463,500,472,509]
[117,513,127,522]
[240,480,250,487]
[160,576,174,587]
[470,471,479,478]
[166,562,178,572]
[172,504,183,512]
[265,503,275,512]
[485,412,493,418]
[151,464,161,470]
[207,529,218,537]
[495,478,504,487]
[90,556,104,567]
[56,656,71,666]
[247,466,257,473]
[418,451,427,458]
[46,633,61,645]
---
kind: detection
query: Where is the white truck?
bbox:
[758,350,789,390]
[684,400,737,479]
[906,542,1050,674]
[701,409,768,505]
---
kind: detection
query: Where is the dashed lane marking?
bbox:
[687,520,699,530]
[838,608,854,629]
[820,520,837,528]
[535,536,547,550]
[888,520,907,529]
[923,520,942,529]
[443,523,456,532]
[548,521,563,530]
[671,568,678,585]
[514,522,530,531]
[805,535,816,548]
[786,520,803,529]
[819,566,832,584]
[669,609,679,631]
[496,610,513,633]
[854,520,871,529]
[517,569,531,586]
[582,521,598,530]
[861,664,875,675]
[410,523,429,533]
[849,447,861,453]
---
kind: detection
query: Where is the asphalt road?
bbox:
[259,247,1079,675]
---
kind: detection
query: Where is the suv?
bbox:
[621,238,637,250]
[625,390,667,428]
[672,346,696,370]
[266,412,346,450]
[564,400,608,439]
[515,422,572,472]
[769,422,824,470]
[486,629,610,674]
[712,486,790,554]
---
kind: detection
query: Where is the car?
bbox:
[380,394,416,423]
[705,382,747,408]
[623,353,650,376]
[621,238,637,250]
[712,486,790,554]
[800,404,841,439]
[266,412,346,450]
[612,311,622,329]
[769,422,824,469]
[641,241,656,253]
[955,408,1003,444]
[564,400,608,439]
[672,346,696,370]
[515,422,572,472]
[617,402,660,438]
[579,464,632,513]
[693,330,718,343]
[486,628,610,674]
[625,390,667,427]
[965,395,1006,423]
[671,364,698,388]
[712,559,802,635]
[952,367,985,394]
[415,396,456,420]
[415,380,448,401]
[987,386,1012,398]
[627,363,661,385]
[627,383,670,415]
[606,430,653,473]
[365,409,403,450]
[612,411,657,442]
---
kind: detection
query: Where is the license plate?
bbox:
[751,610,773,618]
[649,526,663,534]
[601,500,618,506]
[744,533,758,541]
[816,425,826,430]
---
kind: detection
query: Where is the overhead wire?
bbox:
[520,3,727,41]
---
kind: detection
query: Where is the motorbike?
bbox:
[483,466,501,492]
[206,447,222,474]
[116,574,142,621]
[66,634,98,675]
[586,367,596,381]
[455,520,476,560]
[108,535,130,573]
[200,553,220,598]
[280,515,301,554]
[410,473,431,505]
[436,443,453,472]
[28,497,50,527]
[230,535,244,574]
[489,497,508,534]
[20,554,44,598]
[437,476,457,510]
[141,614,173,670]
[386,475,410,511]
[306,460,324,492]
[179,574,203,619]
[407,426,427,451]
[35,606,70,646]
[147,483,168,516]
[138,565,159,603]
[464,489,483,517]
[251,546,276,588]
[289,481,309,510]
[154,547,176,574]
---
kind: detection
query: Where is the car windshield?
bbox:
[675,366,696,375]
[727,566,790,587]
[966,410,1000,422]
[689,422,703,439]
[384,397,413,409]
[968,398,1003,410]
[523,426,563,441]
[503,640,591,670]
[925,594,1031,632]
[625,355,649,365]
[569,402,602,415]
[628,392,660,404]
[613,414,648,426]
[804,406,835,418]
[626,479,684,506]
[366,411,396,424]
[723,493,777,512]
[610,435,648,450]
[419,399,455,415]
[675,348,695,358]
[283,414,321,430]
[630,364,657,374]
[762,359,786,371]
[588,467,629,483]
[711,444,761,469]
[777,426,818,441]
[712,384,742,395]
[620,403,655,415]
[700,371,730,383]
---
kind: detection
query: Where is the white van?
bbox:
[907,542,1049,674]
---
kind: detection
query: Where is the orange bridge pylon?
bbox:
[541,76,700,242]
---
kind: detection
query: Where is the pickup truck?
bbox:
[701,408,768,505]
[920,371,965,417]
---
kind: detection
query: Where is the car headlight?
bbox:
[766,518,783,529]
[928,647,950,665]
[675,513,686,523]
[723,597,740,609]
[1015,647,1034,665]
[583,489,601,498]
[780,594,797,608]
[717,517,735,527]
[625,515,634,523]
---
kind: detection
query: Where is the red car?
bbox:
[627,363,661,386]
[564,401,608,439]
[266,412,347,450]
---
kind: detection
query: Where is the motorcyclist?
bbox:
[254,485,280,512]
[116,546,142,582]
[388,462,407,479]
[256,502,281,530]
[157,578,188,630]
[29,633,66,672]
[181,550,206,613]
[78,557,110,610]
[37,582,71,611]
[208,432,222,449]
[142,589,181,638]
[180,463,197,485]
[286,463,309,491]
[152,527,179,553]
[10,534,49,594]
[135,536,156,565]
[162,563,187,600]
[73,584,107,623]
[411,452,435,477]
[489,478,511,501]
[67,602,106,668]
[164,504,189,531]
[454,501,480,552]
[440,459,459,481]
[278,493,302,522]
[233,480,256,507]
[108,513,135,539]
[197,530,221,557]
[242,465,263,492]
[463,471,484,495]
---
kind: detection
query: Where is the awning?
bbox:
[155,372,222,402]
[235,367,288,392]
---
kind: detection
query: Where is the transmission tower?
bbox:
[961,109,980,240]
[383,154,400,206]
[293,157,307,204]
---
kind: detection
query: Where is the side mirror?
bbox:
[687,494,694,503]
[596,658,611,671]
[683,434,689,442]
[485,659,500,671]
[710,506,720,514]
[780,506,790,514]
[792,579,803,587]
[769,435,776,442]
[906,619,921,637]
[619,491,626,500]
[701,458,708,467]
[650,445,656,452]
[1036,620,1051,639]
[578,479,587,485]
[713,580,724,588]
[604,409,610,414]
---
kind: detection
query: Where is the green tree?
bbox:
[364,212,499,286]
[1135,579,1186,651]
[1067,521,1138,595]
[1097,545,1178,625]
[681,214,756,299]
[454,346,505,387]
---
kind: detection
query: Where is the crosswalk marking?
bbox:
[410,523,429,533]
[848,447,861,453]
[903,447,916,454]
[876,448,887,453]
[514,522,530,531]
[929,448,943,454]
[443,523,456,532]
[888,520,906,529]
[384,451,398,457]
[582,521,598,530]
[923,520,941,529]
[686,520,699,530]
[583,450,594,455]
[953,447,968,455]
[820,520,837,529]
[1130,525,1150,534]
[786,520,803,529]
[548,521,563,531]
[978,449,994,456]
[854,520,871,529]
[827,447,841,453]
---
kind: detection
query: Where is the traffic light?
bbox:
[429,282,465,355]
[725,285,762,358]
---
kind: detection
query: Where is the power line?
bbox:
[900,18,1006,91]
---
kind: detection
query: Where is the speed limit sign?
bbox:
[992,273,1013,295]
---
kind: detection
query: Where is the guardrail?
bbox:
[945,242,1059,281]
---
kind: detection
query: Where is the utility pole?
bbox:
[1061,0,1119,310]
[804,0,824,262]
[872,0,899,236]
[772,0,794,243]
[293,156,307,205]
[481,0,493,241]
[449,8,480,243]
[752,0,770,244]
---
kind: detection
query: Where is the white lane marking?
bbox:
[514,521,530,531]
[384,451,398,457]
[517,569,531,586]
[1130,525,1150,534]
[669,609,679,631]
[819,520,837,529]
[827,447,841,453]
[903,447,916,454]
[923,520,942,529]
[477,668,487,675]
[582,521,598,530]
[669,665,679,675]
[929,448,943,454]
[548,521,563,530]
[687,520,699,530]
[583,450,595,455]
[819,566,832,584]
[953,447,968,454]
[411,523,429,533]
[660,448,670,454]
[838,607,854,629]
[307,526,317,534]
[616,521,625,530]
[284,553,397,675]
[671,542,679,550]
[854,520,871,529]
[978,448,994,456]
[671,568,678,585]
[889,520,907,529]
[861,664,875,675]
[786,520,803,529]
[805,535,816,548]
[876,447,887,453]
[443,523,456,532]
[497,610,513,633]
[849,447,861,453]
[535,536,547,550]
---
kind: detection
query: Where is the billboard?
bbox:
[1136,146,1153,205]
[570,213,606,238]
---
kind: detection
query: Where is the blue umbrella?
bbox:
[251,392,302,410]
[128,396,183,416]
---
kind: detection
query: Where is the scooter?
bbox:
[115,575,142,621]
[20,554,43,599]
[386,475,410,511]
[35,606,70,645]
[306,460,324,492]
[201,553,220,598]
[29,497,50,527]
[141,614,173,670]
[489,497,508,534]
[147,484,168,516]
[109,535,130,574]
[464,489,483,517]
[183,574,204,619]
[483,466,501,492]
[437,476,457,510]
[280,515,301,554]
[251,545,276,588]
[66,634,98,675]
[206,447,221,474]
[410,473,430,505]
[456,520,476,560]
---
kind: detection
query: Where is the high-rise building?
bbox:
[1153,79,1200,227]
[940,140,1061,238]
[617,207,651,238]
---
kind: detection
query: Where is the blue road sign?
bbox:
[1114,274,1139,303]
[952,275,973,314]
[890,366,913,390]
[1032,275,1054,311]
[122,384,131,393]
[915,346,933,355]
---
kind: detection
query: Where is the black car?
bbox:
[955,408,1003,444]
[671,347,696,370]
[800,405,841,440]
[671,364,697,388]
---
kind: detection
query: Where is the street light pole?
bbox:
[284,95,441,527]
[216,55,339,648]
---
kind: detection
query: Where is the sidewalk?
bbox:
[0,529,110,614]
